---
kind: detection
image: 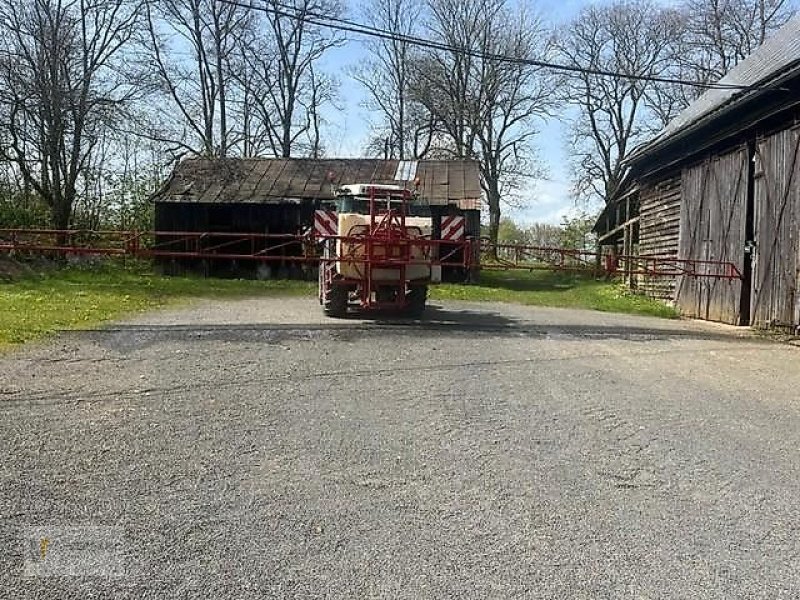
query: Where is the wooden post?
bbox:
[622,223,629,286]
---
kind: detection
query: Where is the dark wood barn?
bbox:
[151,157,482,279]
[622,15,800,329]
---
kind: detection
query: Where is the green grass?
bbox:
[431,270,679,319]
[0,261,314,347]
[0,261,677,349]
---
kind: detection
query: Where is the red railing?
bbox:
[0,228,474,270]
[482,241,599,272]
[0,229,742,280]
[0,229,316,263]
[616,254,742,279]
[480,241,742,280]
[0,229,139,256]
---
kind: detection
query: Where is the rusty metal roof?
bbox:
[154,158,482,210]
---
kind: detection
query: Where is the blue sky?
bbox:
[319,0,591,225]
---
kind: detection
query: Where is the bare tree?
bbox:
[684,0,795,85]
[647,0,796,125]
[352,0,437,160]
[305,65,339,158]
[414,0,553,247]
[233,0,342,158]
[561,0,795,203]
[69,126,169,230]
[474,11,554,248]
[555,0,681,206]
[0,0,143,230]
[144,0,251,157]
[414,0,492,160]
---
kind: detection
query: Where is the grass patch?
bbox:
[431,270,678,319]
[0,261,677,349]
[0,260,314,347]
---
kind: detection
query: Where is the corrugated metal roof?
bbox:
[629,14,800,163]
[154,158,482,210]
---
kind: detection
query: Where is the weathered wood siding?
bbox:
[638,175,681,299]
[676,147,748,324]
[752,126,800,329]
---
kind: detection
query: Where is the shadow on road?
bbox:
[77,304,760,353]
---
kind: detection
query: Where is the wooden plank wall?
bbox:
[675,147,747,324]
[752,126,800,329]
[638,175,681,299]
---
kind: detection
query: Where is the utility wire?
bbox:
[217,0,786,92]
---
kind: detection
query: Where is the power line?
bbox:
[217,0,786,93]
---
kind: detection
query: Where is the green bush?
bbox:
[0,196,50,229]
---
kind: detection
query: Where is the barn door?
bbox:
[676,161,709,318]
[751,126,800,329]
[676,147,748,324]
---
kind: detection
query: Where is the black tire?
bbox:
[406,285,428,318]
[323,283,349,317]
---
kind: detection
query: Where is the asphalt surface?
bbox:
[1,297,800,598]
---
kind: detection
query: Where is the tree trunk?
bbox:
[51,198,72,257]
[486,182,501,260]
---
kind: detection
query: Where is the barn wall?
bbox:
[752,125,800,329]
[154,202,313,233]
[637,175,682,299]
[153,201,313,278]
[675,146,748,324]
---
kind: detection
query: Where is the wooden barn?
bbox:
[593,186,640,288]
[151,157,482,279]
[620,15,800,329]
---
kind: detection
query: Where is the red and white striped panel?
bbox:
[314,210,338,237]
[440,215,465,241]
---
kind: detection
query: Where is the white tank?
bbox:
[336,213,432,281]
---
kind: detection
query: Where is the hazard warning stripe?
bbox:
[441,215,465,241]
[314,210,338,237]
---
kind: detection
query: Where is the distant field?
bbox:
[0,260,676,348]
[431,270,678,319]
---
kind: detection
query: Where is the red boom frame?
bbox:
[480,240,742,279]
[0,229,742,280]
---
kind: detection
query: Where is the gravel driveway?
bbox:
[1,297,799,598]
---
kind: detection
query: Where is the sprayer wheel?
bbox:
[323,284,349,318]
[406,285,428,318]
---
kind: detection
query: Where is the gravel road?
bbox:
[2,297,799,598]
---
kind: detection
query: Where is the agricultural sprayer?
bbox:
[315,184,471,317]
